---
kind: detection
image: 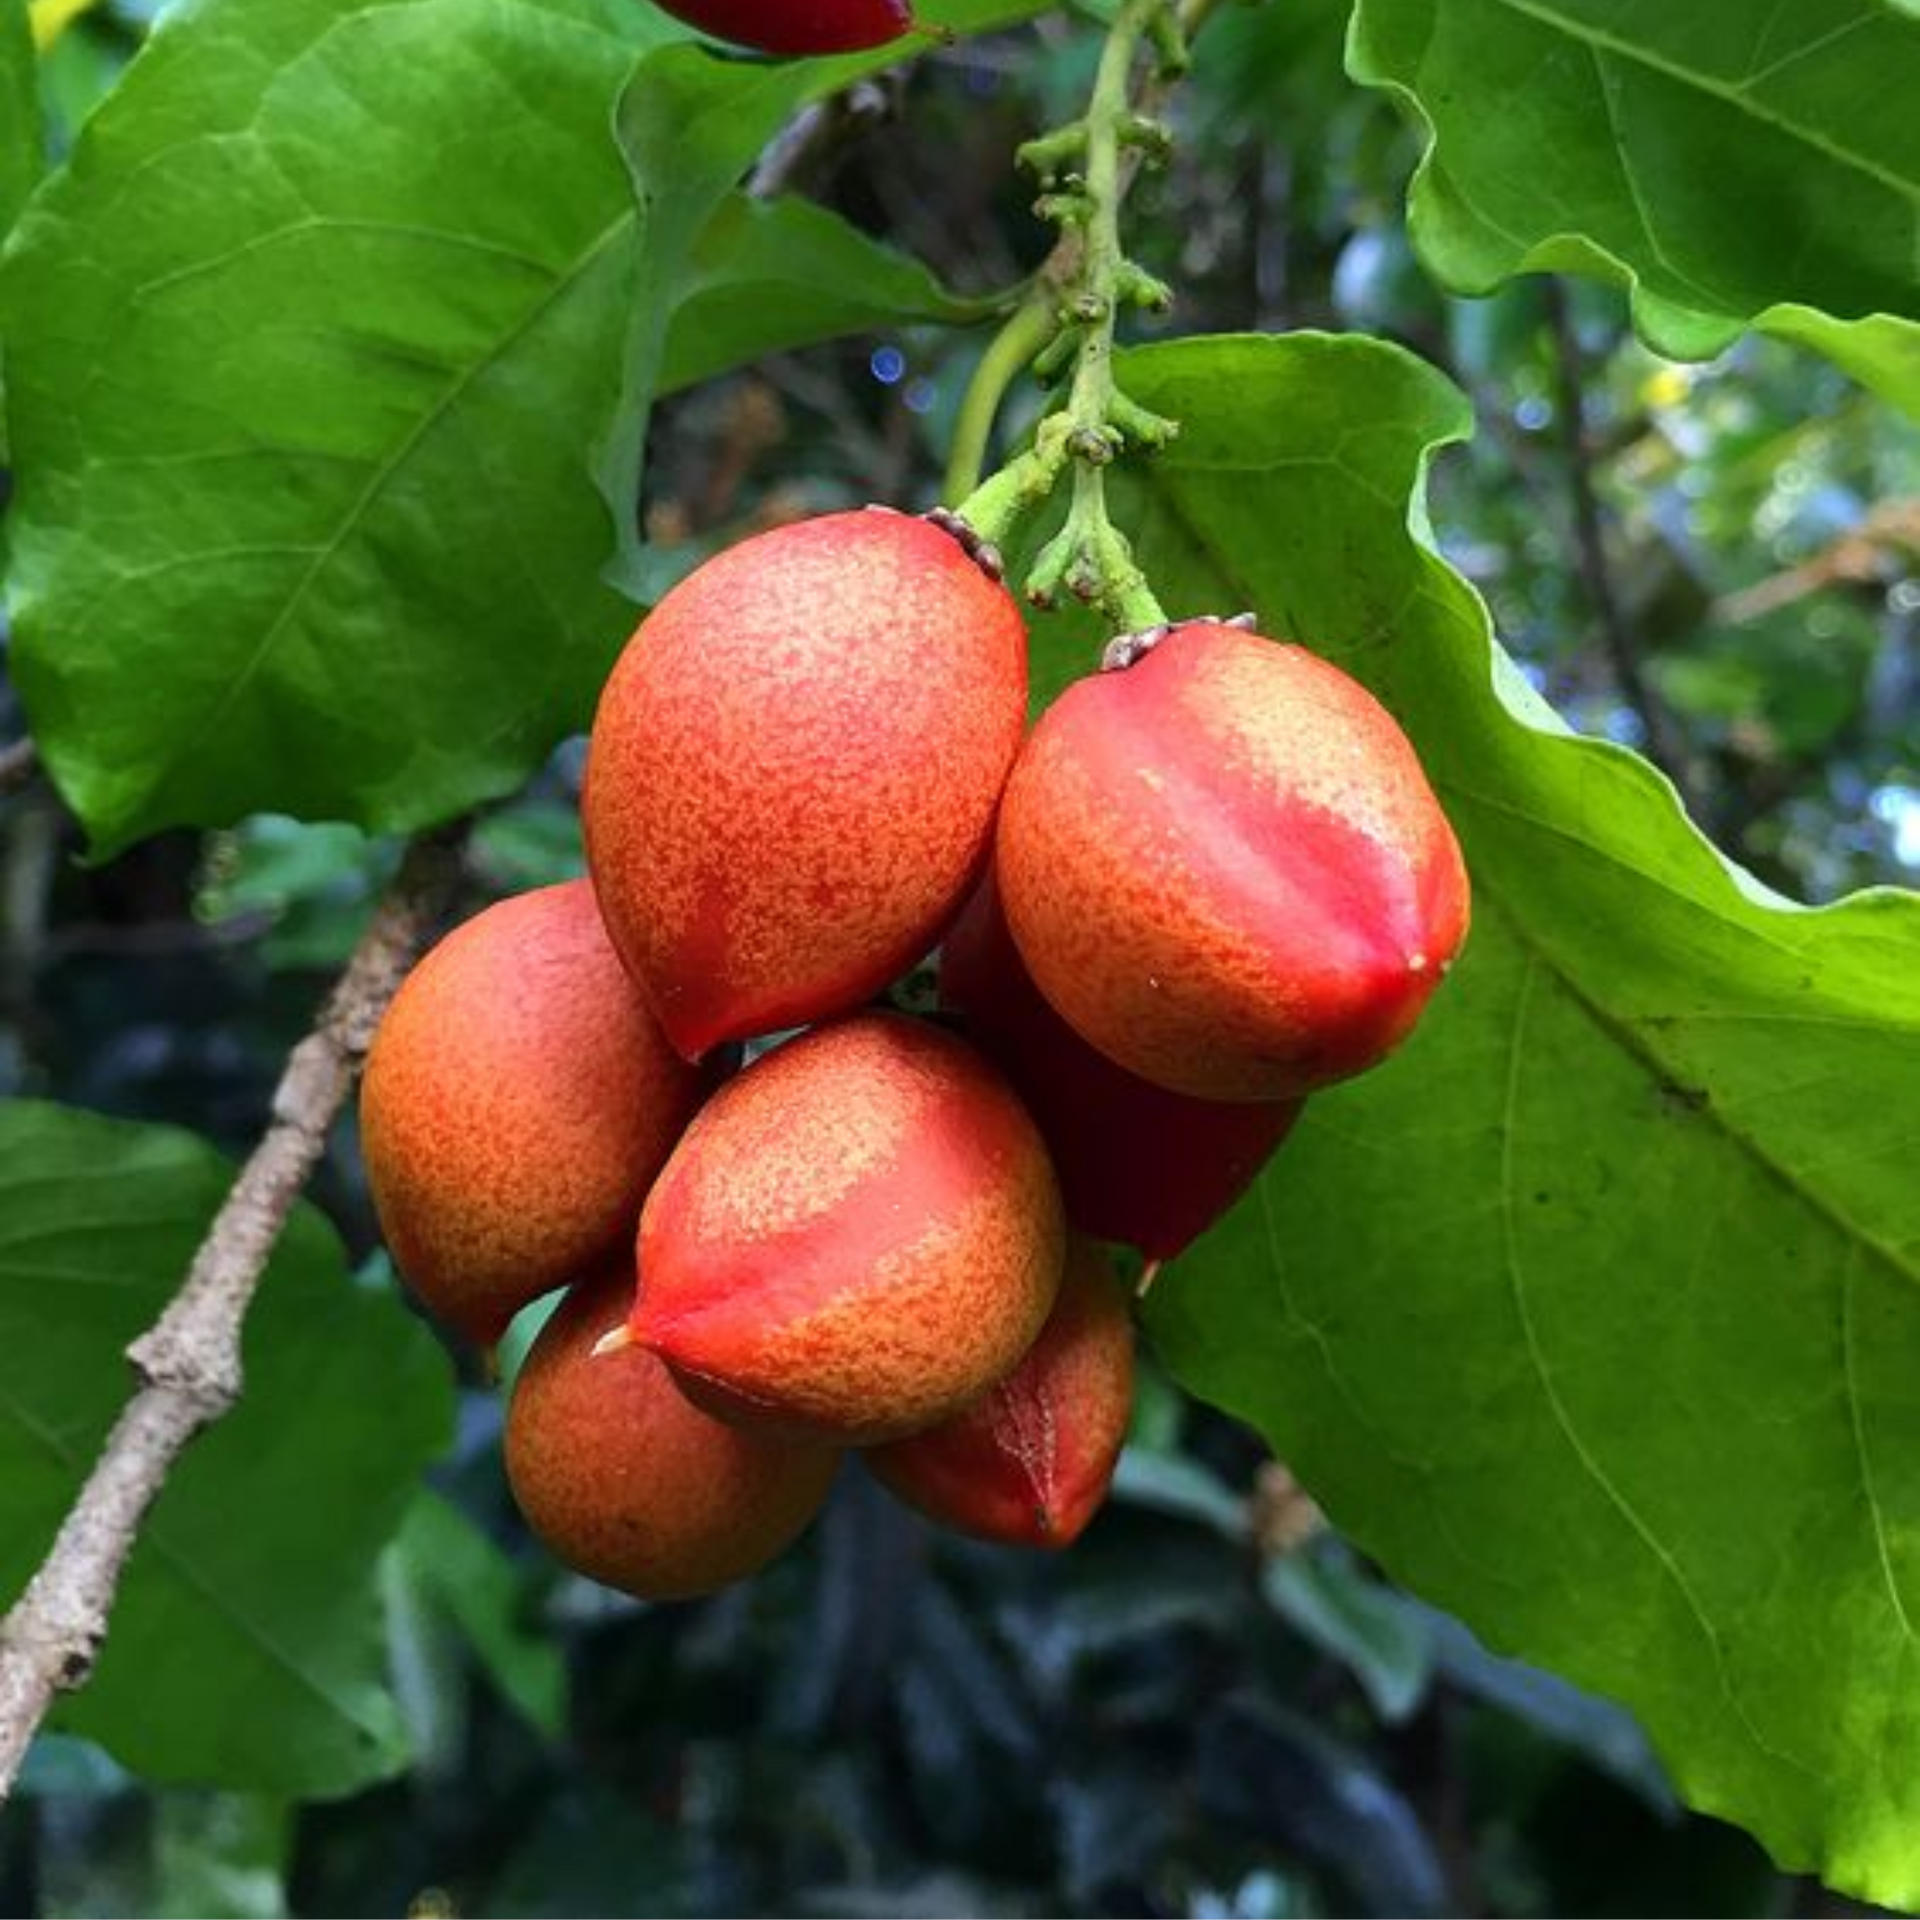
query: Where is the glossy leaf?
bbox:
[0,1100,453,1793]
[1,0,666,857]
[596,43,838,600]
[1350,0,1920,411]
[1114,332,1920,1905]
[597,0,1046,599]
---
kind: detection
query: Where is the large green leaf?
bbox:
[0,1100,453,1794]
[1350,0,1920,411]
[1103,333,1920,1904]
[1,0,668,858]
[1,0,1040,858]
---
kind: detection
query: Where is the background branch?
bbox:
[0,740,39,800]
[0,825,466,1801]
[748,78,893,199]
[1544,278,1712,826]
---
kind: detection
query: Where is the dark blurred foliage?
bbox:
[0,1,1914,1915]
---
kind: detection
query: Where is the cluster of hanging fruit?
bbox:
[359,508,1469,1600]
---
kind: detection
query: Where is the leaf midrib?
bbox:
[1458,796,1920,1295]
[1494,949,1811,1776]
[1482,0,1920,211]
[127,205,635,829]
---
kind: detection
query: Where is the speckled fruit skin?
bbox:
[940,873,1302,1262]
[583,510,1028,1061]
[360,881,707,1349]
[997,624,1470,1102]
[506,1265,838,1601]
[869,1236,1134,1549]
[632,1012,1066,1445]
[652,0,912,54]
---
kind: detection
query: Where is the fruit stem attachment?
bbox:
[950,0,1194,632]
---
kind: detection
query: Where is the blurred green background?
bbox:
[1,0,1915,1913]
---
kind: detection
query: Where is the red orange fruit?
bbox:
[652,0,913,55]
[584,511,1028,1060]
[940,872,1302,1262]
[869,1236,1135,1549]
[997,623,1469,1102]
[506,1265,838,1600]
[360,881,705,1348]
[630,1012,1066,1444]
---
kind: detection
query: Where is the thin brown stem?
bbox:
[0,826,465,1801]
[1544,278,1709,824]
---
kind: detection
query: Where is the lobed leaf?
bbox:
[1349,0,1920,412]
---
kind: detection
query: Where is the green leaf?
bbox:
[1,0,669,859]
[1761,307,1920,414]
[0,1100,454,1794]
[0,0,39,239]
[920,0,1057,31]
[1262,1543,1435,1724]
[0,0,41,459]
[1111,331,1920,1905]
[659,192,995,398]
[1350,0,1920,412]
[596,44,839,600]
